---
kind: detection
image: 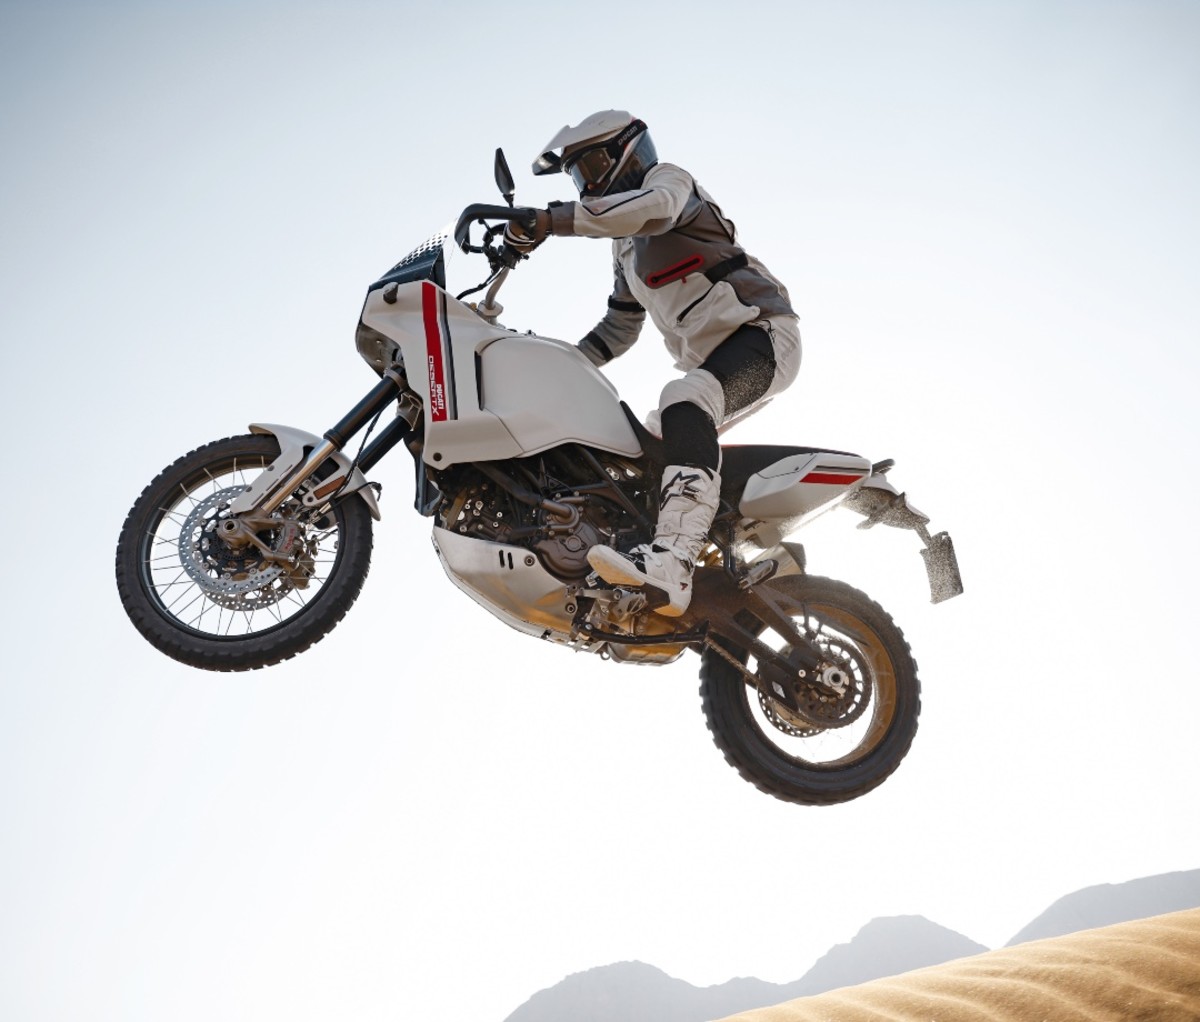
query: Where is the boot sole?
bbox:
[586,548,689,617]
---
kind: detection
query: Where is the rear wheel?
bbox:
[115,434,374,670]
[700,575,920,805]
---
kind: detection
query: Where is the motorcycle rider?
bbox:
[506,110,801,616]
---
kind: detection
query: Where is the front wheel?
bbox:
[700,575,920,805]
[115,434,374,671]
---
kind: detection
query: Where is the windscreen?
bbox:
[356,226,456,373]
[369,226,452,291]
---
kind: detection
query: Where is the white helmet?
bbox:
[533,110,658,197]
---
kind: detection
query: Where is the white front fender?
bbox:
[228,422,382,520]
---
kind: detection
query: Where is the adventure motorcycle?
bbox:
[115,151,962,805]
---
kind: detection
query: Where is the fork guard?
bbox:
[229,423,382,520]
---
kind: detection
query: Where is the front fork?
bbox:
[229,368,419,520]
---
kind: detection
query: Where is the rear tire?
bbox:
[700,575,920,805]
[115,434,374,671]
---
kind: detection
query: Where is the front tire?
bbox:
[700,575,920,805]
[115,434,374,671]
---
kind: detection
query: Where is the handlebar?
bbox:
[451,203,541,312]
[453,203,530,253]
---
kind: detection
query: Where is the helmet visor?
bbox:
[564,144,618,194]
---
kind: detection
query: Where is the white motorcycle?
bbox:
[115,151,962,805]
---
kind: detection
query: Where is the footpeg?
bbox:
[738,558,779,590]
[612,589,649,617]
[572,583,653,626]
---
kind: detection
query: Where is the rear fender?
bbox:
[229,423,382,520]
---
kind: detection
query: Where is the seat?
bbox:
[618,403,860,507]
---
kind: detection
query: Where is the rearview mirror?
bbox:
[494,148,516,207]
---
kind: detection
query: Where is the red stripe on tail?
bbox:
[801,472,865,486]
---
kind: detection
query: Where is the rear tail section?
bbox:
[725,445,964,604]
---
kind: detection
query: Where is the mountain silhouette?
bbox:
[502,869,1200,1022]
[1005,868,1200,945]
[793,914,987,994]
[503,918,985,1022]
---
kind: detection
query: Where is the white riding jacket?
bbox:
[547,162,797,371]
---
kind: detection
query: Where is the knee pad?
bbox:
[657,369,725,426]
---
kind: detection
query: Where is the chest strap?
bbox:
[645,251,749,290]
[703,251,748,283]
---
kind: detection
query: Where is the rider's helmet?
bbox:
[533,110,658,198]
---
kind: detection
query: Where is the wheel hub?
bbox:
[178,486,297,610]
[759,636,871,734]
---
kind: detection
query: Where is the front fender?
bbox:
[228,423,382,520]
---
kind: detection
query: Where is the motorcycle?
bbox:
[115,150,962,806]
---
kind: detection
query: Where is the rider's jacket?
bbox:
[547,163,796,370]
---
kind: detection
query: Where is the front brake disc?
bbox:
[178,486,291,610]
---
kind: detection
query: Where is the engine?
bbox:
[431,452,644,582]
[428,451,685,664]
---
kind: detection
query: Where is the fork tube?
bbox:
[257,439,339,515]
[324,373,405,448]
[357,415,412,473]
[256,374,404,516]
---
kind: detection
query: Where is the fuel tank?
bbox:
[477,333,642,460]
[361,280,642,467]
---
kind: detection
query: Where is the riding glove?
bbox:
[503,207,553,252]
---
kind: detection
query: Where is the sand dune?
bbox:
[718,908,1200,1022]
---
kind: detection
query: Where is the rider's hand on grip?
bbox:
[503,207,552,253]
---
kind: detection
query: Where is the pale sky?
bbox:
[2,2,1198,1020]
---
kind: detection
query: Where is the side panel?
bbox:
[361,281,642,467]
[362,281,524,465]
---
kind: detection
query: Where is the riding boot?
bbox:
[587,464,720,616]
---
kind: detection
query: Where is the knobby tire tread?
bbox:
[699,575,921,806]
[114,435,374,672]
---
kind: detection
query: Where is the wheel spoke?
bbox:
[156,570,192,590]
[173,586,208,621]
[120,435,371,671]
